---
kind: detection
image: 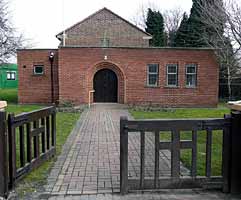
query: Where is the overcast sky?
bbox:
[9,0,192,49]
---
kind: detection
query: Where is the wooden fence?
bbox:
[0,106,56,198]
[120,116,232,194]
[0,111,8,198]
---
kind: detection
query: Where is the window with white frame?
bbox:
[147,64,159,86]
[33,65,44,75]
[6,71,16,80]
[186,64,197,87]
[166,64,178,87]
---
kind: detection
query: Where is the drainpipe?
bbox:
[49,52,55,104]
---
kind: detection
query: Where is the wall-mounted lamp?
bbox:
[104,55,108,60]
[49,52,55,63]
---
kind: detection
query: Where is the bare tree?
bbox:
[196,0,241,99]
[0,0,24,63]
[130,5,147,30]
[162,7,184,46]
[224,0,241,99]
[162,7,184,35]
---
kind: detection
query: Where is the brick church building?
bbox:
[17,8,219,107]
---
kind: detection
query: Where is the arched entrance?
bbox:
[93,68,118,102]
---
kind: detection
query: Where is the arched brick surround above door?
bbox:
[88,62,125,104]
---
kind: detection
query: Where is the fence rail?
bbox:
[120,116,231,194]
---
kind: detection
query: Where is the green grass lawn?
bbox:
[6,104,43,114]
[6,104,80,196]
[130,104,230,176]
[0,88,18,103]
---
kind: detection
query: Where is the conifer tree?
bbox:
[174,0,225,47]
[145,8,166,47]
[174,13,189,47]
[185,0,206,47]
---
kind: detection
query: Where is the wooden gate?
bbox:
[120,116,231,194]
[0,106,56,198]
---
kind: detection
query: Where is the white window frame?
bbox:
[6,71,16,80]
[166,64,178,87]
[33,65,44,75]
[186,64,197,88]
[147,64,159,87]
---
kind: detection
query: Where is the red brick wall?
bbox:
[17,49,59,104]
[18,47,219,107]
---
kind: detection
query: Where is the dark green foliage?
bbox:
[167,30,177,47]
[186,0,207,47]
[168,30,176,47]
[174,0,207,47]
[145,8,167,47]
[174,0,225,47]
[174,13,189,47]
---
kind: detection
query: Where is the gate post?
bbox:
[230,110,241,194]
[0,111,8,198]
[120,116,128,195]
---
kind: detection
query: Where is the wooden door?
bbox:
[94,69,118,102]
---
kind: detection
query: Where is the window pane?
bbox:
[167,65,177,73]
[186,65,196,74]
[186,64,197,87]
[149,74,158,86]
[34,66,44,74]
[148,64,158,73]
[11,72,15,80]
[168,74,177,86]
[7,73,11,79]
[167,64,178,86]
[186,74,196,87]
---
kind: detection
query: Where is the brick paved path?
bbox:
[43,103,190,197]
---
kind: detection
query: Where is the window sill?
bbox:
[185,86,197,89]
[32,74,44,76]
[145,85,160,88]
[164,86,179,89]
